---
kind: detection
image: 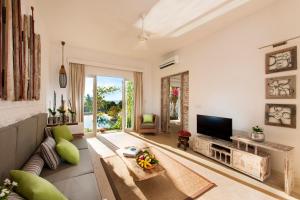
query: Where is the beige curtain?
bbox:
[69,63,85,122]
[133,72,143,132]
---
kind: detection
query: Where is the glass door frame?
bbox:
[124,79,134,132]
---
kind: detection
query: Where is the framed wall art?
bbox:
[265,46,297,74]
[265,75,296,99]
[265,104,296,128]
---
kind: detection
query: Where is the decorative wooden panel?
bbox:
[161,77,170,133]
[33,34,41,100]
[4,0,14,101]
[0,1,40,101]
[0,0,3,99]
[12,0,21,100]
[181,71,189,131]
[22,15,29,100]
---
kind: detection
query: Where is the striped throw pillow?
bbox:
[22,154,45,175]
[40,137,60,169]
[8,192,25,200]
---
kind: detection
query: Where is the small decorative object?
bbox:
[177,130,191,150]
[265,46,297,74]
[136,150,159,170]
[170,87,179,120]
[68,99,76,123]
[265,104,296,128]
[123,146,140,158]
[57,94,66,124]
[0,178,18,200]
[48,91,57,124]
[251,126,265,142]
[266,75,296,99]
[99,128,106,133]
[59,41,67,88]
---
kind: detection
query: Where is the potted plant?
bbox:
[0,179,18,200]
[251,125,265,142]
[48,91,57,125]
[48,108,57,125]
[57,94,67,124]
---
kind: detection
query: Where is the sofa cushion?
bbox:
[71,138,88,150]
[52,125,74,142]
[41,149,93,183]
[53,173,101,200]
[40,137,61,170]
[10,170,67,200]
[56,138,80,165]
[140,123,155,129]
[22,154,44,175]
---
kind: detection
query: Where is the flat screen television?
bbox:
[197,115,232,141]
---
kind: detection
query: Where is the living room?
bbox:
[0,0,299,200]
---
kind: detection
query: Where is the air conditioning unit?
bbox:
[159,55,179,69]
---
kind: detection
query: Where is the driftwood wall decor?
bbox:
[0,2,41,101]
[265,104,296,128]
[265,75,296,99]
[265,46,297,74]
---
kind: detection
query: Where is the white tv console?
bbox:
[192,134,271,182]
[193,134,295,195]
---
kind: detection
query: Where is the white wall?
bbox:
[152,0,300,180]
[0,0,50,127]
[47,43,153,115]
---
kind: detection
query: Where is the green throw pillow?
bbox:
[52,125,74,142]
[10,170,67,200]
[56,138,80,165]
[143,114,153,123]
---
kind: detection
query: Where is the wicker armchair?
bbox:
[138,114,159,134]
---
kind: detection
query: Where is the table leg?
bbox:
[284,151,294,195]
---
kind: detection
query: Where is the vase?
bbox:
[71,114,76,123]
[48,116,57,125]
[251,132,265,142]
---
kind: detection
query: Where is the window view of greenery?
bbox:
[84,77,94,133]
[125,81,134,129]
[84,77,134,133]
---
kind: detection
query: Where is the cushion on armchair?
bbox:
[143,114,154,123]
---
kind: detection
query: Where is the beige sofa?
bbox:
[0,113,115,200]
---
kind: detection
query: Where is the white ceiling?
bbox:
[35,0,276,62]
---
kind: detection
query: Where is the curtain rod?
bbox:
[67,58,145,73]
[258,35,300,50]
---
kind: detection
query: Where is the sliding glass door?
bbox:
[84,77,94,134]
[125,80,134,129]
[84,76,134,134]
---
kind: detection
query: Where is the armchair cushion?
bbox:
[143,114,153,123]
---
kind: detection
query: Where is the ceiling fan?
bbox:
[135,15,150,50]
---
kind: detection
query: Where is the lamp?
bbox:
[59,41,67,88]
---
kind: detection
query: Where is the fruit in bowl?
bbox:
[136,150,159,170]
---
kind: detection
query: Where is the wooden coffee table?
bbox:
[116,146,166,181]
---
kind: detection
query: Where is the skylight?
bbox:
[136,0,250,37]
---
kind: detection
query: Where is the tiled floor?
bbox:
[91,132,296,200]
